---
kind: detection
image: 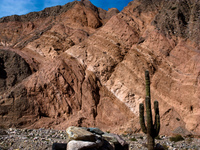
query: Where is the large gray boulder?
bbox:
[66,126,96,142]
[67,140,97,150]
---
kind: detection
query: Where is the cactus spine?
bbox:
[139,70,160,150]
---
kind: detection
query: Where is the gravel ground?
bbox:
[0,128,200,150]
[123,134,200,150]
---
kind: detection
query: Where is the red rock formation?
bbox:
[0,0,199,135]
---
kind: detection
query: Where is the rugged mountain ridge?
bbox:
[0,0,199,135]
[0,0,119,23]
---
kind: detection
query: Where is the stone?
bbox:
[110,134,127,146]
[87,128,104,135]
[102,133,118,144]
[95,138,104,148]
[172,126,192,137]
[102,133,128,150]
[0,129,7,135]
[67,140,97,150]
[66,126,96,142]
[155,143,165,150]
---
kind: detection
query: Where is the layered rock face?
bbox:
[0,0,199,135]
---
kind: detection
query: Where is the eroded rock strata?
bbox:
[0,0,199,135]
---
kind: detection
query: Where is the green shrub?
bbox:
[187,137,193,143]
[171,7,177,10]
[139,136,143,139]
[169,135,184,142]
[106,130,110,133]
[155,135,162,140]
[162,144,169,150]
[122,134,128,137]
[129,137,137,141]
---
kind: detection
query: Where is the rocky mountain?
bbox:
[0,0,199,136]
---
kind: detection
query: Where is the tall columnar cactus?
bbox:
[139,70,160,150]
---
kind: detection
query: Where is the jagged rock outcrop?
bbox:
[0,52,133,131]
[0,0,199,135]
[0,49,32,92]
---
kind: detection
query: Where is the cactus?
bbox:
[139,70,160,150]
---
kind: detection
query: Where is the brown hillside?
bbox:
[0,0,199,135]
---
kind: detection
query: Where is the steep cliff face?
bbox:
[0,0,199,135]
[0,52,133,132]
[136,0,200,134]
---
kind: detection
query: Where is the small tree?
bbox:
[139,70,160,150]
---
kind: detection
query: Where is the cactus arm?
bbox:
[145,70,150,98]
[154,101,160,137]
[139,103,147,134]
[154,114,160,137]
[146,96,155,150]
[145,96,153,135]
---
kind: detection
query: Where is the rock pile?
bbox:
[53,126,128,150]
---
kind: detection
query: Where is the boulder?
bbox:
[102,133,128,150]
[109,134,128,147]
[102,133,118,144]
[66,126,96,142]
[67,140,97,150]
[172,126,192,137]
[87,127,104,135]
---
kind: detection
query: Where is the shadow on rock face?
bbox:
[52,143,67,150]
[0,49,32,92]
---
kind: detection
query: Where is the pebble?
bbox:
[0,129,199,150]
